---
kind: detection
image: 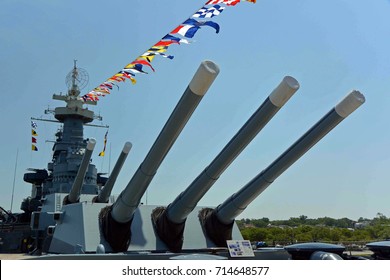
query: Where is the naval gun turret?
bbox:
[7,59,365,259]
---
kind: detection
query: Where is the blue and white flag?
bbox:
[192,5,225,18]
[162,34,192,44]
[141,51,174,60]
[31,120,37,129]
[171,18,220,38]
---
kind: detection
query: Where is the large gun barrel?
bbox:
[165,76,300,224]
[95,142,132,203]
[101,61,220,252]
[111,60,220,223]
[65,138,96,204]
[201,90,365,246]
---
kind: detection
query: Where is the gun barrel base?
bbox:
[99,206,132,252]
[199,208,234,247]
[151,207,185,253]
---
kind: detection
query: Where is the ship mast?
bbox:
[30,62,106,196]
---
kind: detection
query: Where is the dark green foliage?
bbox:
[238,214,390,244]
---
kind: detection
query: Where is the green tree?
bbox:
[352,229,371,241]
[329,228,342,242]
[252,218,269,228]
[241,227,268,241]
[295,232,312,242]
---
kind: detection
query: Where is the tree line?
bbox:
[237,213,390,245]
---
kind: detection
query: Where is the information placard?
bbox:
[226,240,255,257]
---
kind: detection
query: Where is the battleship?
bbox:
[1,59,383,260]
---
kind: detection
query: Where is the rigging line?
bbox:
[11,148,19,212]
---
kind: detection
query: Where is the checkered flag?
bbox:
[192,5,225,18]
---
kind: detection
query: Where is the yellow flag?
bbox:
[98,131,108,157]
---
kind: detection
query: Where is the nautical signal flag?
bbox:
[99,130,108,157]
[170,18,220,38]
[81,0,256,102]
[206,0,239,5]
[205,0,256,5]
[31,120,38,151]
[192,5,225,18]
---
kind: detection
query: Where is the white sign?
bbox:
[226,240,255,257]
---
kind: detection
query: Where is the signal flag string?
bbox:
[81,0,256,102]
[31,120,38,151]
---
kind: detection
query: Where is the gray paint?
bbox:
[49,204,243,254]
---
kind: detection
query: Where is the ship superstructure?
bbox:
[1,63,108,253]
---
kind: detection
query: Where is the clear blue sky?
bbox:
[1,0,389,221]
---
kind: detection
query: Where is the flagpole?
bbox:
[11,148,19,212]
[100,155,104,173]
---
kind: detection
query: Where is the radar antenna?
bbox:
[65,60,89,96]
